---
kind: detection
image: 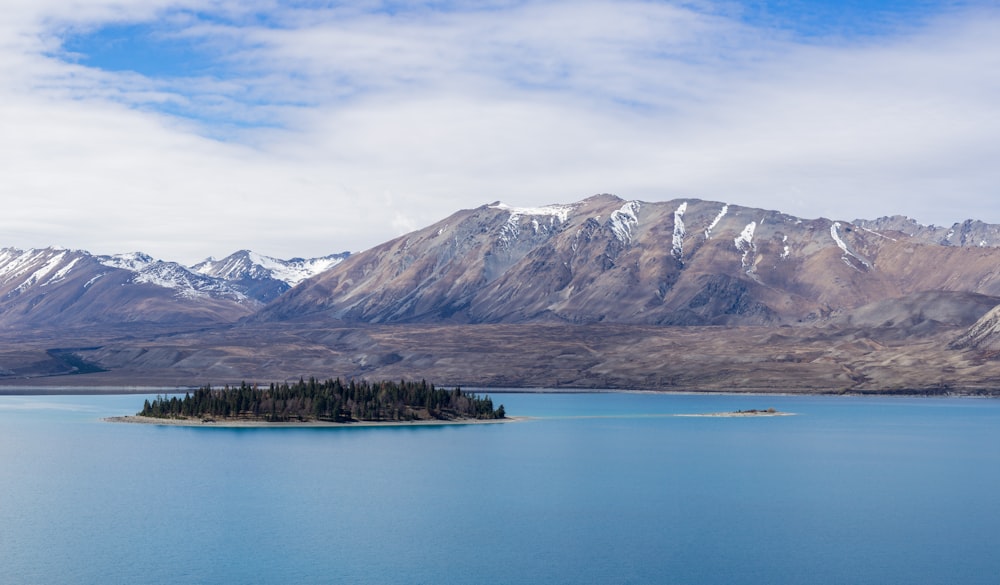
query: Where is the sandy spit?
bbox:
[673,412,796,418]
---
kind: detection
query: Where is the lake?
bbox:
[2,391,1000,584]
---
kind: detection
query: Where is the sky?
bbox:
[2,0,998,264]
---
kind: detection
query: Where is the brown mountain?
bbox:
[5,195,1000,393]
[0,248,255,328]
[259,194,1000,327]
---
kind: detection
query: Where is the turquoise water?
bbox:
[2,391,1000,584]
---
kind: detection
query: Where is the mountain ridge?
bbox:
[192,250,349,303]
[5,193,1000,392]
[0,246,348,328]
[256,194,1000,327]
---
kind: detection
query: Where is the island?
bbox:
[108,378,507,427]
[676,408,794,418]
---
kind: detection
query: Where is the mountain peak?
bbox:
[257,195,1000,327]
[99,251,155,271]
[191,250,350,303]
[581,193,625,204]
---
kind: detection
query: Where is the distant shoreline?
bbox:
[1,386,198,396]
[3,385,999,398]
[104,415,521,428]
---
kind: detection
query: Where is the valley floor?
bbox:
[2,321,999,395]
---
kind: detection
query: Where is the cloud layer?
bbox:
[2,0,998,263]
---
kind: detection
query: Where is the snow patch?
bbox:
[246,251,344,286]
[84,274,105,288]
[734,221,760,278]
[497,214,522,249]
[489,202,574,223]
[15,251,66,292]
[830,222,872,270]
[672,202,687,260]
[491,202,573,249]
[99,252,154,272]
[734,221,757,273]
[0,249,31,283]
[40,256,80,286]
[780,235,790,259]
[0,249,55,284]
[607,201,641,244]
[858,225,898,242]
[704,204,728,239]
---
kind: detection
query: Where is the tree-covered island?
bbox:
[137,378,506,423]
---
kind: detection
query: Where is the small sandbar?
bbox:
[675,411,795,418]
[104,415,522,428]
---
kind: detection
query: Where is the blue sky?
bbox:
[2,0,997,263]
[62,1,955,75]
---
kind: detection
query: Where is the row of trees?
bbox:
[139,378,505,422]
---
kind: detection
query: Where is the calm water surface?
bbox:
[2,391,999,584]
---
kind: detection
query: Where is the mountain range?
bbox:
[3,194,1000,393]
[259,194,1000,326]
[0,248,348,328]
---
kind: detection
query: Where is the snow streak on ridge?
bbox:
[14,251,66,293]
[705,204,728,239]
[830,222,872,270]
[734,221,757,272]
[672,202,687,261]
[41,256,81,287]
[0,249,54,284]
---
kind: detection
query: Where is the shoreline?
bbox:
[2,385,998,398]
[102,411,790,427]
[1,386,199,396]
[104,415,523,428]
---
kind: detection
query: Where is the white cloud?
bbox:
[0,0,998,264]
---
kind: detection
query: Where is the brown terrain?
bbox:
[3,194,1000,394]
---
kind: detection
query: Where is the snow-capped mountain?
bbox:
[855,216,1000,249]
[0,247,348,328]
[192,250,349,303]
[0,247,254,327]
[259,194,1000,327]
[98,252,250,301]
[193,250,349,286]
[7,196,1000,393]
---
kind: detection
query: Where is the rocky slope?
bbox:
[856,216,1000,248]
[259,194,1000,327]
[949,303,1000,354]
